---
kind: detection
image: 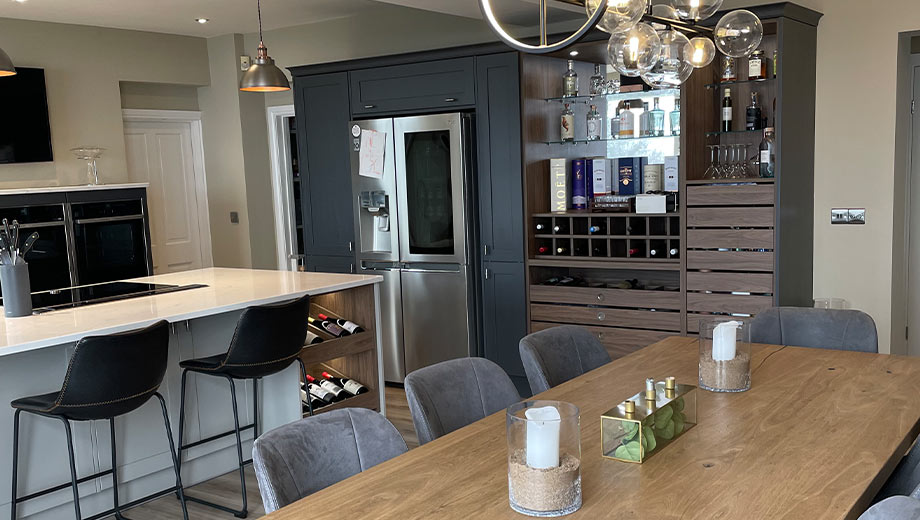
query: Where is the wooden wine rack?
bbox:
[533,212,681,262]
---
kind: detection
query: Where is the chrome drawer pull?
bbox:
[597,311,605,321]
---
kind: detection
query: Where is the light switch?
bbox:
[240,56,251,71]
[230,211,239,224]
[831,209,849,224]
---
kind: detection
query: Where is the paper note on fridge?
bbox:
[359,129,386,179]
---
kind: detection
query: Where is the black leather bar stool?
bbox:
[10,320,188,520]
[176,294,311,518]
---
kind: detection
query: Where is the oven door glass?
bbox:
[74,218,148,285]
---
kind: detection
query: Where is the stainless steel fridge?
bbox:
[349,113,477,382]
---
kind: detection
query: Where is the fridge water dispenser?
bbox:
[359,190,391,253]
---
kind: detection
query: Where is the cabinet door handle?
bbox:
[350,263,355,274]
[348,241,354,252]
[444,97,458,103]
[483,244,489,256]
[484,268,491,280]
[364,104,376,109]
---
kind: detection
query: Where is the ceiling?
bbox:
[0,0,583,38]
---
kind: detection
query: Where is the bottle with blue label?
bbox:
[571,159,587,210]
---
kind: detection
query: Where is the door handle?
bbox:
[350,263,355,274]
[484,268,490,280]
[483,244,489,257]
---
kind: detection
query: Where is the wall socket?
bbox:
[230,211,239,224]
[240,56,251,71]
[831,208,866,225]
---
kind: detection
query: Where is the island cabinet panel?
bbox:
[349,58,475,116]
[294,72,355,259]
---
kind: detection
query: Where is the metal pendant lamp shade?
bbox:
[0,47,16,77]
[240,0,289,92]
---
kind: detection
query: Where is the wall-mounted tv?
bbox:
[0,67,53,164]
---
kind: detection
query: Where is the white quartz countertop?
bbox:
[0,182,149,196]
[0,268,382,357]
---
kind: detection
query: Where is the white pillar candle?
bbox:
[712,320,741,361]
[525,406,561,469]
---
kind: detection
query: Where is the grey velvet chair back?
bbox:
[404,357,520,445]
[519,325,612,395]
[750,307,878,353]
[252,408,407,513]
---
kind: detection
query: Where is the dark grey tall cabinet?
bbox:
[290,47,528,387]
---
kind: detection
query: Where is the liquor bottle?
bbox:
[536,222,546,232]
[552,220,569,234]
[308,374,346,402]
[619,101,634,138]
[317,313,364,334]
[300,386,325,410]
[586,105,602,141]
[649,98,665,137]
[721,89,733,132]
[721,56,736,83]
[323,371,369,395]
[746,92,762,131]
[556,246,570,255]
[628,247,640,257]
[589,63,604,96]
[537,245,550,254]
[669,248,679,257]
[304,379,334,404]
[639,102,650,137]
[669,99,681,136]
[563,60,578,97]
[561,104,575,142]
[589,221,606,234]
[650,248,659,257]
[305,331,324,345]
[759,127,775,178]
[308,316,350,338]
[610,108,620,140]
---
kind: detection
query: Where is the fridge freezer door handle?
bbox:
[400,267,462,274]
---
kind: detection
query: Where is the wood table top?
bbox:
[265,336,920,519]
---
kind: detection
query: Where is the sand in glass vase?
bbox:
[71,147,105,185]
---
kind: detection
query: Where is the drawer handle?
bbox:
[444,97,458,103]
[597,311,606,321]
[596,293,604,302]
[364,104,376,109]
[597,332,604,340]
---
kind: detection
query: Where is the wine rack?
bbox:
[533,213,680,261]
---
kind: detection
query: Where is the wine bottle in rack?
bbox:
[538,245,550,254]
[552,220,569,234]
[308,316,350,338]
[556,246,570,255]
[588,221,606,234]
[307,374,347,402]
[300,386,325,410]
[536,222,546,232]
[306,331,324,345]
[650,249,659,257]
[323,371,369,396]
[318,313,364,334]
[304,380,334,404]
[670,248,679,257]
[628,248,640,257]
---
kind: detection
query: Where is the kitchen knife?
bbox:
[20,232,38,258]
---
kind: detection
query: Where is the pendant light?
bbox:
[0,46,16,77]
[240,0,289,92]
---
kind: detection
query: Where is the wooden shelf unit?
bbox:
[299,283,380,416]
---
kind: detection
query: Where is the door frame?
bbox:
[122,109,214,268]
[267,104,298,271]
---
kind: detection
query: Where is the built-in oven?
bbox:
[71,198,150,285]
[0,201,72,292]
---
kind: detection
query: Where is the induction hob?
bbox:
[2,281,207,314]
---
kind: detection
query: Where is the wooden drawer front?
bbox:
[530,285,681,310]
[350,58,475,115]
[687,229,774,250]
[686,250,774,272]
[687,293,773,315]
[686,184,775,206]
[531,322,672,360]
[687,207,774,228]
[530,304,681,332]
[687,272,774,294]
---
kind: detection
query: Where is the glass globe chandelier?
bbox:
[478,0,763,88]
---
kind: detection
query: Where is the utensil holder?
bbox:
[507,400,581,517]
[0,263,31,317]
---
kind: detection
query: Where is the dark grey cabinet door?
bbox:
[306,255,355,274]
[481,261,527,380]
[294,72,355,258]
[350,58,475,116]
[476,53,524,264]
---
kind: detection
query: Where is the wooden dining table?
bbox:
[265,336,920,519]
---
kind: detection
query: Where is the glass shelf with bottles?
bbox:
[705,78,775,89]
[546,88,680,105]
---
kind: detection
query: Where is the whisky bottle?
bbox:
[759,127,775,178]
[586,104,602,141]
[649,97,665,137]
[721,89,732,132]
[619,102,635,138]
[746,92,762,131]
[561,104,575,142]
[563,60,578,97]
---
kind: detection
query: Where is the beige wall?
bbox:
[0,17,208,188]
[120,82,200,111]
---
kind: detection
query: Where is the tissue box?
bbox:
[601,381,698,464]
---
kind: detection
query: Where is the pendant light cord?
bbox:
[257,0,264,45]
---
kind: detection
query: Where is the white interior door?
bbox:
[908,62,920,356]
[124,119,206,273]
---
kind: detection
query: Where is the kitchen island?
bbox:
[0,268,383,520]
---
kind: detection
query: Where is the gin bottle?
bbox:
[586,104,602,141]
[563,60,578,97]
[611,108,621,140]
[639,102,650,137]
[589,64,604,96]
[669,99,681,136]
[759,127,775,178]
[649,97,665,137]
[619,102,635,138]
[561,103,575,142]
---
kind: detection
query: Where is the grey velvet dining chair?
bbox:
[519,325,612,395]
[404,357,520,445]
[749,307,879,353]
[251,408,407,513]
[859,483,920,519]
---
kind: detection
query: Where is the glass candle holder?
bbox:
[507,400,581,517]
[699,317,752,393]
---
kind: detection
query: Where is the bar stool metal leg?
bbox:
[10,409,21,520]
[109,418,130,520]
[174,368,189,501]
[154,392,189,520]
[297,358,313,416]
[60,417,83,520]
[227,376,248,518]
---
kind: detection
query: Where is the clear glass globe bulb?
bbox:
[684,36,716,68]
[651,4,680,20]
[586,0,648,34]
[714,9,763,58]
[607,23,661,78]
[668,0,723,21]
[642,30,693,88]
